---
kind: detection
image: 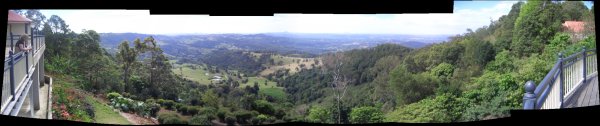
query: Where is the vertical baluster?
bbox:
[558,53,564,108]
[582,47,586,84]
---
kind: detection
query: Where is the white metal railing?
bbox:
[524,47,597,109]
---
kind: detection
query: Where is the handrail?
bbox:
[1,31,45,115]
[524,46,597,109]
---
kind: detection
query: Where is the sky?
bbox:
[37,1,594,35]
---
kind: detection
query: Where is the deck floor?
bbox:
[565,76,599,108]
[17,82,50,119]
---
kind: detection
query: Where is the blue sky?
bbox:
[35,1,593,35]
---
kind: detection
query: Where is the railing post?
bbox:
[9,51,16,100]
[582,46,587,84]
[10,32,14,51]
[524,81,537,109]
[558,53,564,108]
[31,28,35,51]
[26,51,29,75]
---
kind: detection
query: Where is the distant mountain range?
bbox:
[99,33,451,58]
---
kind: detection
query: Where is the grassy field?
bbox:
[260,55,321,76]
[172,63,230,85]
[86,96,131,125]
[239,77,286,100]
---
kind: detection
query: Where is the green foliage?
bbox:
[385,93,463,123]
[429,62,455,79]
[561,1,589,21]
[256,114,269,124]
[198,107,217,120]
[189,115,211,125]
[349,106,384,124]
[307,105,331,123]
[46,54,76,75]
[389,65,439,105]
[253,100,275,115]
[461,38,495,67]
[485,50,516,73]
[512,1,562,57]
[202,90,219,108]
[543,33,571,60]
[233,110,255,124]
[107,92,122,101]
[158,112,186,124]
[492,2,523,51]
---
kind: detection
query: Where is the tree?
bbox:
[512,1,562,57]
[493,2,523,52]
[307,106,331,123]
[461,38,494,68]
[16,10,47,30]
[202,90,219,108]
[47,15,70,34]
[322,53,351,124]
[253,100,275,115]
[561,1,589,21]
[116,40,139,92]
[349,106,384,124]
[389,65,439,105]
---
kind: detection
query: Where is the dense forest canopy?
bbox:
[13,1,596,124]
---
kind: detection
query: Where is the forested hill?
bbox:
[16,1,596,125]
[280,1,596,123]
[99,33,444,57]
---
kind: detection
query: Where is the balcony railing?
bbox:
[1,29,45,115]
[523,47,597,109]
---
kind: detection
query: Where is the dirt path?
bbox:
[119,111,158,125]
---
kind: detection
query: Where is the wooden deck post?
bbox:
[524,81,537,109]
[558,53,564,108]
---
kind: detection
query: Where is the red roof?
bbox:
[562,21,585,33]
[7,10,31,23]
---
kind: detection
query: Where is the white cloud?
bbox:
[39,1,519,35]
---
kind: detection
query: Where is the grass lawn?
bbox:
[239,77,286,101]
[172,63,214,85]
[260,87,287,101]
[86,96,131,125]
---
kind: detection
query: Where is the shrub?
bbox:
[158,112,186,124]
[187,106,200,116]
[225,114,237,126]
[179,106,189,115]
[349,106,384,124]
[146,102,160,117]
[199,107,217,120]
[188,115,211,125]
[233,110,253,124]
[253,100,275,115]
[256,114,269,124]
[163,100,175,110]
[107,92,122,101]
[157,99,166,105]
[175,103,184,111]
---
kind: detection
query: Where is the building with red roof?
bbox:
[562,21,586,42]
